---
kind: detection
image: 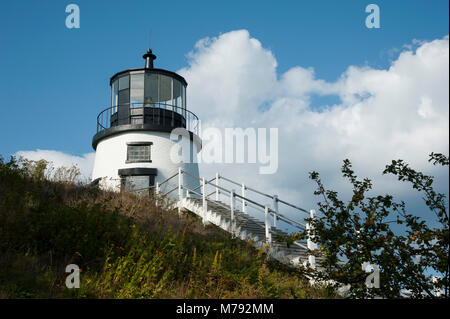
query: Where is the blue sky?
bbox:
[1,0,449,230]
[0,0,448,158]
[1,1,448,284]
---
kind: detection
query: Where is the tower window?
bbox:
[126,142,152,163]
[118,167,157,195]
[122,175,151,192]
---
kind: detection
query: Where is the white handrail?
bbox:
[178,167,183,215]
[131,169,316,261]
[241,183,247,214]
[215,172,220,201]
[230,189,235,236]
[190,176,216,193]
[162,185,179,196]
[217,174,309,215]
[277,198,309,214]
[264,205,272,245]
[129,168,321,269]
[159,171,179,187]
[206,190,216,198]
[131,169,308,230]
[273,195,279,228]
[183,170,315,267]
[202,177,207,225]
[187,188,202,198]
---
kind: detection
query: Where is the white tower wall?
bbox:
[92,131,200,195]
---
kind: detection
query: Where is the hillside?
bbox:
[0,157,333,298]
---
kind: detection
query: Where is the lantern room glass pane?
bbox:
[159,75,172,108]
[118,75,129,90]
[112,80,118,113]
[144,73,158,105]
[130,73,144,105]
[182,85,186,117]
[173,79,182,114]
[118,89,129,105]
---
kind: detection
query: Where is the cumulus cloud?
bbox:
[14,149,95,182]
[179,30,278,127]
[12,30,448,225]
[179,30,449,215]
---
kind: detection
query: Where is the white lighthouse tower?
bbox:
[91,49,201,195]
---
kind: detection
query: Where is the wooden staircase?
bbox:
[179,197,313,267]
[153,168,321,269]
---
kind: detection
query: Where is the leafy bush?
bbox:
[303,153,449,298]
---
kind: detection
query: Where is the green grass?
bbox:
[0,156,335,299]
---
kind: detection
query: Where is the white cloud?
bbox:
[179,30,278,127]
[14,149,95,182]
[179,30,449,216]
[12,31,448,225]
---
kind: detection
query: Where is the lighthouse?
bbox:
[91,49,201,195]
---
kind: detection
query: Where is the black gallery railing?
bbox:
[96,102,200,136]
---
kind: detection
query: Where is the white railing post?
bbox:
[307,209,317,269]
[264,205,272,245]
[272,195,279,229]
[178,167,183,215]
[241,184,247,214]
[230,189,235,236]
[215,172,220,201]
[202,177,207,225]
[178,168,183,200]
[155,182,160,207]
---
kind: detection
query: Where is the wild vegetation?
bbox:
[299,153,449,298]
[0,156,332,299]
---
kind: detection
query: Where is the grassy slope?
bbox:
[0,158,334,298]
